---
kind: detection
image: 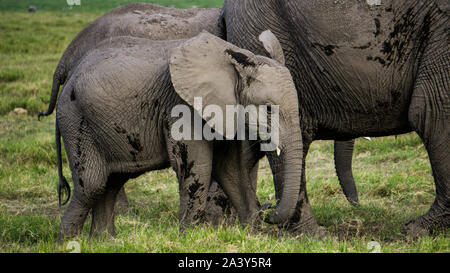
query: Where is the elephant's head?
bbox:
[169,31,302,224]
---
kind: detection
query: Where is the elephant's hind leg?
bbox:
[58,188,91,241]
[90,175,128,238]
[405,19,450,236]
[58,132,109,241]
[114,187,130,214]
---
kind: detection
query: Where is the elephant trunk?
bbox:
[266,126,303,225]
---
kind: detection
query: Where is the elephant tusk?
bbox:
[276,146,282,156]
[364,137,372,141]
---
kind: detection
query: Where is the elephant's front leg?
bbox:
[403,24,450,236]
[171,140,213,230]
[205,161,261,226]
[205,180,236,226]
[212,141,262,227]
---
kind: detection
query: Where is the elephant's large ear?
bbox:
[169,31,257,138]
[258,30,285,65]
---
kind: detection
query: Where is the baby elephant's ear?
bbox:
[169,31,239,138]
[258,30,285,65]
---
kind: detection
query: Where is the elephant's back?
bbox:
[61,4,220,85]
[97,4,221,40]
[73,37,181,101]
[71,37,182,124]
[68,38,181,171]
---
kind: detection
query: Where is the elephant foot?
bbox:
[57,225,81,244]
[89,230,116,241]
[204,181,236,226]
[288,221,328,239]
[401,210,450,238]
[401,218,430,238]
[345,195,359,207]
[284,198,329,239]
[57,208,89,243]
[89,213,117,239]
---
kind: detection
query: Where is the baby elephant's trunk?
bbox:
[266,127,303,224]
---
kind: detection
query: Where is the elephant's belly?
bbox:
[112,140,170,174]
[316,110,413,141]
[92,116,171,175]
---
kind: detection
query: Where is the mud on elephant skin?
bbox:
[54,31,304,240]
[220,0,450,237]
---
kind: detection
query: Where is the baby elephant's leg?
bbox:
[212,141,261,227]
[171,140,213,230]
[90,175,128,238]
[205,180,236,226]
[57,113,109,241]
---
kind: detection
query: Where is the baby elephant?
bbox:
[55,31,303,240]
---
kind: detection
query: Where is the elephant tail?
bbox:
[334,140,359,205]
[38,64,65,121]
[56,119,71,206]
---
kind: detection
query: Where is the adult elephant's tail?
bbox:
[56,119,71,206]
[334,140,359,205]
[38,64,65,120]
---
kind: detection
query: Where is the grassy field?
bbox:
[0,1,448,253]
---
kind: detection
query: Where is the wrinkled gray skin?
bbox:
[219,0,449,237]
[334,140,358,204]
[55,32,304,239]
[39,3,359,217]
[39,3,220,121]
[38,3,223,215]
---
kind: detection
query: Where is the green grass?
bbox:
[0,1,448,253]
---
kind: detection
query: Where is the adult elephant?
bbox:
[38,3,360,215]
[218,0,449,237]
